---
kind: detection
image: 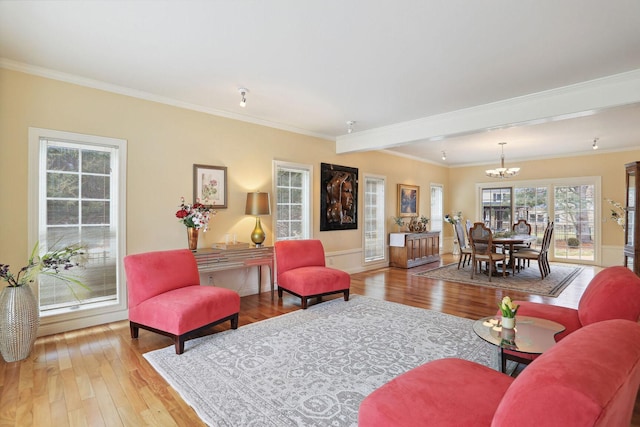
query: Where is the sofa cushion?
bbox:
[492,319,640,427]
[129,285,240,335]
[359,358,513,427]
[578,266,640,327]
[278,266,350,296]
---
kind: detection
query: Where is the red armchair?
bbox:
[359,319,640,427]
[124,249,240,354]
[274,239,350,309]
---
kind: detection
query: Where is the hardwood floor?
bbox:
[0,255,637,426]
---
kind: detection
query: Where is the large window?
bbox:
[363,175,386,263]
[274,161,312,241]
[29,128,126,321]
[481,187,512,231]
[478,177,599,264]
[554,184,595,261]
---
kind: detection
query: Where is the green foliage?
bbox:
[567,237,580,247]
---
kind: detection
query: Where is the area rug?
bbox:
[144,295,495,426]
[414,262,583,297]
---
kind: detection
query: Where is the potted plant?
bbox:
[498,296,519,329]
[0,242,86,362]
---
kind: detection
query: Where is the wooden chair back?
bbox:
[513,219,532,235]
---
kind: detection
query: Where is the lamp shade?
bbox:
[245,192,271,216]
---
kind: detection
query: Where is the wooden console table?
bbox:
[389,231,440,268]
[192,246,274,297]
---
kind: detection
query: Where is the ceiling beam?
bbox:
[336,69,640,154]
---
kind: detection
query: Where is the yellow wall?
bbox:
[0,68,449,272]
[449,151,640,248]
[2,67,638,275]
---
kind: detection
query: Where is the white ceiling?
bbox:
[1,0,640,167]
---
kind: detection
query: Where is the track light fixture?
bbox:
[592,137,599,150]
[441,151,447,160]
[238,88,249,107]
[347,121,356,134]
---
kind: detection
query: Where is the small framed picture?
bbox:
[397,184,419,217]
[193,164,227,208]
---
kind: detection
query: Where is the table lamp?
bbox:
[245,192,271,247]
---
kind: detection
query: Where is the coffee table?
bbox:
[473,315,565,373]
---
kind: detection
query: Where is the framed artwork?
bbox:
[320,162,358,231]
[397,184,419,217]
[193,164,227,208]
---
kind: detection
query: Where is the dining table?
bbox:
[475,234,538,275]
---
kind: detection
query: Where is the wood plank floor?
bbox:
[0,254,638,426]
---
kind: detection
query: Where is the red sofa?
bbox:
[274,239,350,309]
[359,319,640,426]
[124,249,240,354]
[514,266,640,341]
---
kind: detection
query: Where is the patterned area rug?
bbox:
[144,295,495,426]
[414,262,583,297]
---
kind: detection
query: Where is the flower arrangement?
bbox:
[498,296,519,318]
[175,197,216,231]
[0,242,86,289]
[444,211,462,225]
[605,198,626,229]
[392,216,405,228]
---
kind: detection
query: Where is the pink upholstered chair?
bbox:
[124,249,240,354]
[359,319,640,427]
[274,239,350,309]
[502,265,640,365]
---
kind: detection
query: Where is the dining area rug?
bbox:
[143,296,495,427]
[413,262,583,297]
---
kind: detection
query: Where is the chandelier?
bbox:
[485,142,520,179]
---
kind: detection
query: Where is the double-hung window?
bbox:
[363,174,386,263]
[29,128,127,332]
[273,161,312,241]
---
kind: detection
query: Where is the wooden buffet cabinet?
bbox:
[624,161,640,277]
[389,231,440,268]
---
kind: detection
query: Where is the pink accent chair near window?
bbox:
[359,319,640,427]
[124,249,240,354]
[274,239,350,309]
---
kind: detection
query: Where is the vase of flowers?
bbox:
[605,198,626,229]
[175,197,216,250]
[0,242,86,362]
[499,296,519,329]
[392,216,405,232]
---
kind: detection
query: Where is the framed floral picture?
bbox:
[397,184,419,217]
[193,164,227,208]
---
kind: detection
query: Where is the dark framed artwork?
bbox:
[193,164,227,208]
[320,162,358,231]
[397,184,419,217]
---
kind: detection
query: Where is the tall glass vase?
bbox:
[187,227,199,251]
[0,285,40,362]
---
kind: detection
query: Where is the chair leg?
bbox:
[537,258,545,279]
[488,261,493,282]
[130,323,139,339]
[457,255,463,269]
[343,289,350,302]
[175,336,185,355]
[301,297,308,309]
[230,313,239,329]
[277,287,283,298]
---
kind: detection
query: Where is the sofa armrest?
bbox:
[358,358,513,427]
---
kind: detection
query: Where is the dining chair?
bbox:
[454,221,472,269]
[513,222,554,279]
[510,219,533,267]
[468,222,507,281]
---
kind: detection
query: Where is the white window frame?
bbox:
[28,128,128,336]
[363,174,387,265]
[430,183,444,248]
[476,176,601,265]
[272,160,313,241]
